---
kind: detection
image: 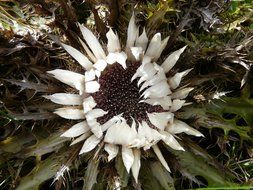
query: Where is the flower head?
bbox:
[45,14,203,182]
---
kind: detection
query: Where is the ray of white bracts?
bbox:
[47,69,85,93]
[43,93,82,105]
[166,119,204,137]
[123,13,191,114]
[49,24,126,95]
[130,58,192,113]
[128,41,191,114]
[44,13,204,184]
[55,107,191,180]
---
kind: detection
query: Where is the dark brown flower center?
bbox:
[91,61,164,125]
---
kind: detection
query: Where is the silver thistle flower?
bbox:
[44,14,203,182]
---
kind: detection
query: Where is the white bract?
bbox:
[45,14,203,183]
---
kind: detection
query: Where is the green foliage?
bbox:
[139,161,174,190]
[149,162,174,190]
[179,95,253,142]
[0,0,253,190]
[170,144,236,187]
[16,148,70,190]
[83,159,99,190]
[115,155,130,188]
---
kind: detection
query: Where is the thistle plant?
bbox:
[0,1,253,190]
[44,13,204,182]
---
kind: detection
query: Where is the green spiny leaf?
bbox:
[140,160,169,190]
[115,155,129,188]
[16,148,72,190]
[150,161,175,190]
[83,158,99,190]
[169,144,236,187]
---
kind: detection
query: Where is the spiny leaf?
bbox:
[178,98,253,141]
[0,133,35,155]
[10,111,56,121]
[25,132,69,158]
[115,155,129,188]
[4,79,60,93]
[150,161,175,190]
[83,158,99,190]
[209,98,253,126]
[146,0,175,35]
[16,148,73,190]
[169,143,236,187]
[140,160,169,190]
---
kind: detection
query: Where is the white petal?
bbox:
[142,56,152,65]
[131,56,153,81]
[142,80,171,99]
[79,37,97,63]
[141,121,164,150]
[133,122,146,147]
[86,109,108,121]
[93,59,107,71]
[153,36,169,61]
[101,116,121,132]
[147,112,174,130]
[170,99,185,112]
[61,43,92,70]
[166,119,204,137]
[116,52,127,69]
[104,144,119,161]
[78,23,106,59]
[152,145,171,172]
[168,68,192,89]
[139,64,166,91]
[130,119,137,132]
[126,13,138,49]
[131,149,141,182]
[54,108,85,120]
[135,28,148,52]
[140,96,172,110]
[106,52,117,64]
[145,33,162,59]
[104,120,137,146]
[140,121,153,142]
[91,126,103,138]
[131,47,143,61]
[130,138,145,149]
[171,87,194,99]
[70,131,91,145]
[83,96,97,114]
[130,122,148,149]
[86,108,107,138]
[160,131,184,151]
[161,46,187,73]
[122,146,134,173]
[61,121,89,138]
[85,81,100,93]
[79,135,101,154]
[106,28,121,52]
[43,93,82,105]
[132,62,157,83]
[95,70,101,78]
[85,108,106,138]
[85,69,96,82]
[86,118,103,138]
[47,69,85,92]
[106,52,127,69]
[130,121,162,149]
